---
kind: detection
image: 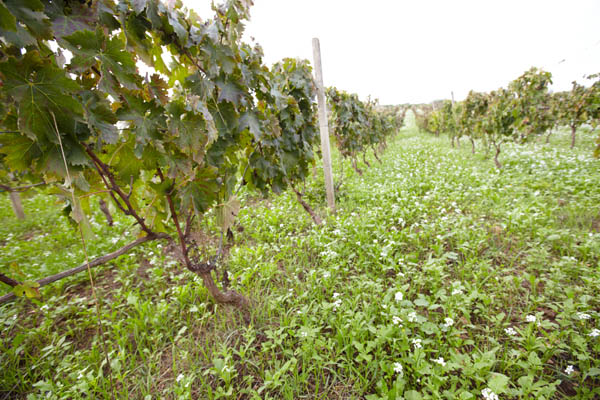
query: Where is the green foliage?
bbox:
[413,67,600,166]
[0,1,332,263]
[1,124,599,398]
[246,58,319,195]
[509,67,553,141]
[326,87,400,167]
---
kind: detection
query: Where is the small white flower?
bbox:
[392,316,402,326]
[526,315,536,323]
[332,299,342,311]
[577,312,591,320]
[176,373,184,383]
[300,331,308,338]
[412,338,422,349]
[40,305,49,312]
[332,292,341,299]
[443,317,454,327]
[323,271,330,278]
[589,329,600,337]
[393,362,403,375]
[565,365,575,375]
[111,237,119,244]
[451,288,463,296]
[505,327,517,336]
[432,357,446,366]
[395,292,403,302]
[482,388,499,400]
[407,311,417,322]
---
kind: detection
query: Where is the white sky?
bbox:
[182,0,600,104]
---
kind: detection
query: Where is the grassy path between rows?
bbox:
[1,122,599,399]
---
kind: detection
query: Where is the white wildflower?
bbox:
[332,299,342,311]
[393,362,403,375]
[395,292,403,302]
[392,316,402,326]
[407,311,417,322]
[482,388,498,400]
[332,292,341,299]
[577,312,591,320]
[451,288,463,296]
[505,327,517,336]
[443,317,454,327]
[432,357,446,366]
[565,365,575,375]
[300,331,308,338]
[176,373,184,383]
[412,338,422,349]
[525,315,536,323]
[589,329,600,337]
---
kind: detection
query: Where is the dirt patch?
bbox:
[592,217,600,232]
[19,229,41,241]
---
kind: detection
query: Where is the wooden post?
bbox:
[9,191,25,220]
[312,38,335,212]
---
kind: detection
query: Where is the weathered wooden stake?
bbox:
[9,191,25,220]
[312,38,335,212]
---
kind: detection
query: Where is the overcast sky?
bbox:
[183,0,600,104]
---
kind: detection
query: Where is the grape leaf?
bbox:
[0,1,17,31]
[63,29,140,94]
[0,52,83,144]
[215,195,240,232]
[216,78,244,106]
[4,0,51,39]
[46,0,97,39]
[240,111,262,140]
[180,167,220,214]
[80,91,119,144]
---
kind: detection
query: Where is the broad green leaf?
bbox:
[180,167,220,214]
[47,0,96,39]
[404,390,422,400]
[4,0,51,39]
[80,91,119,144]
[216,78,244,106]
[0,52,83,144]
[488,373,510,394]
[216,195,240,232]
[587,368,600,378]
[63,29,140,94]
[0,1,16,31]
[240,111,262,140]
[13,281,40,299]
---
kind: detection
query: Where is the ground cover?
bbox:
[1,120,599,399]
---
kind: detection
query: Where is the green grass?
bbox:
[1,119,599,399]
